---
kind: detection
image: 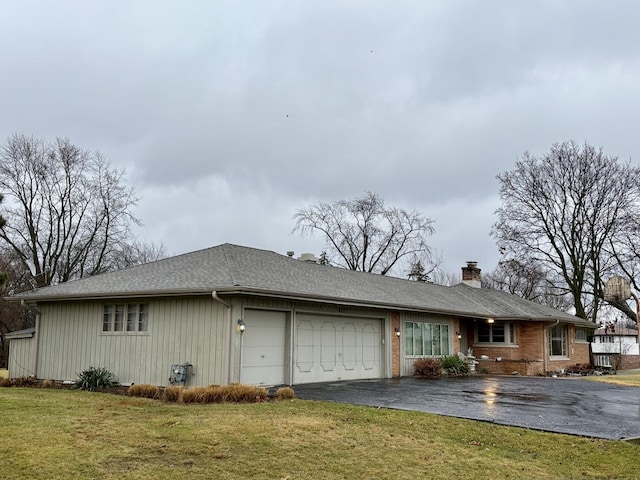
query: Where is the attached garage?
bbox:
[293,313,383,384]
[239,309,384,386]
[240,310,288,386]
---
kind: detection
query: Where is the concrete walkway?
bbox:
[293,376,640,440]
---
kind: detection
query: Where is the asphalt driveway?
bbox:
[293,376,640,440]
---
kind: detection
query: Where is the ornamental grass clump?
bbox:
[75,367,118,391]
[178,384,268,404]
[441,355,470,376]
[276,386,295,400]
[128,384,161,399]
[413,357,442,377]
[162,385,183,402]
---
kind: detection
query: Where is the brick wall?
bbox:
[471,322,591,375]
[470,322,544,362]
[476,359,544,376]
[391,312,401,377]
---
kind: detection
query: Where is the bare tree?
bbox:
[492,140,640,322]
[112,240,168,270]
[0,249,36,367]
[483,259,573,311]
[430,270,461,286]
[293,192,437,276]
[0,134,146,287]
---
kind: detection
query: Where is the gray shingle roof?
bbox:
[11,243,593,326]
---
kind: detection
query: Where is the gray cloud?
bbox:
[1,1,639,275]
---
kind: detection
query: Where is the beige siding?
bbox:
[400,312,457,376]
[8,336,37,378]
[35,297,230,386]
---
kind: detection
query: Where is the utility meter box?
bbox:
[169,363,192,385]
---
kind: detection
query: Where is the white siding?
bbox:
[7,336,37,378]
[35,297,230,386]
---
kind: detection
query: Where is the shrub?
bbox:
[441,355,470,376]
[276,386,295,400]
[128,384,161,399]
[414,358,442,377]
[163,386,183,403]
[41,379,55,389]
[0,377,12,387]
[75,367,118,391]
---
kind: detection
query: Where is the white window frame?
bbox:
[575,328,588,343]
[102,303,149,335]
[475,321,517,346]
[550,324,568,358]
[595,355,612,367]
[404,321,450,357]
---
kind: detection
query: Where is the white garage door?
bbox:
[241,310,287,386]
[293,314,383,384]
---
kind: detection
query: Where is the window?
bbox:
[550,324,568,357]
[575,328,588,342]
[600,336,614,343]
[405,322,450,356]
[476,322,516,344]
[595,355,611,367]
[103,303,148,333]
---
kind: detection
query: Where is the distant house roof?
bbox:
[594,327,639,336]
[10,243,594,326]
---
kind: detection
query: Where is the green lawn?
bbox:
[0,388,638,479]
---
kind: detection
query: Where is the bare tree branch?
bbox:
[293,192,437,276]
[492,140,640,322]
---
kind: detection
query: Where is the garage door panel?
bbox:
[321,322,337,371]
[341,323,357,371]
[294,314,382,384]
[241,310,286,386]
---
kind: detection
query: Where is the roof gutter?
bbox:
[211,290,231,308]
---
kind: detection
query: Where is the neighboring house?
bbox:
[591,326,640,370]
[6,243,595,386]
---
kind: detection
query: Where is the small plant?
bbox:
[0,377,12,387]
[479,367,491,375]
[441,355,470,376]
[128,384,160,399]
[75,367,118,391]
[276,386,295,400]
[413,357,442,377]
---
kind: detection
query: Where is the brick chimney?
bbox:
[461,261,481,288]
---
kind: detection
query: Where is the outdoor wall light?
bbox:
[237,319,246,333]
[456,332,462,340]
[487,318,495,324]
[394,327,401,337]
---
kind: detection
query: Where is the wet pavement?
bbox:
[293,376,640,440]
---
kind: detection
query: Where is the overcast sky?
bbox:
[1,1,639,278]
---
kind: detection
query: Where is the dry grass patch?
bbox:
[128,384,161,399]
[0,368,7,379]
[585,369,640,387]
[0,388,638,480]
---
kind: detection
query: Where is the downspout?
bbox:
[211,291,232,384]
[543,319,559,373]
